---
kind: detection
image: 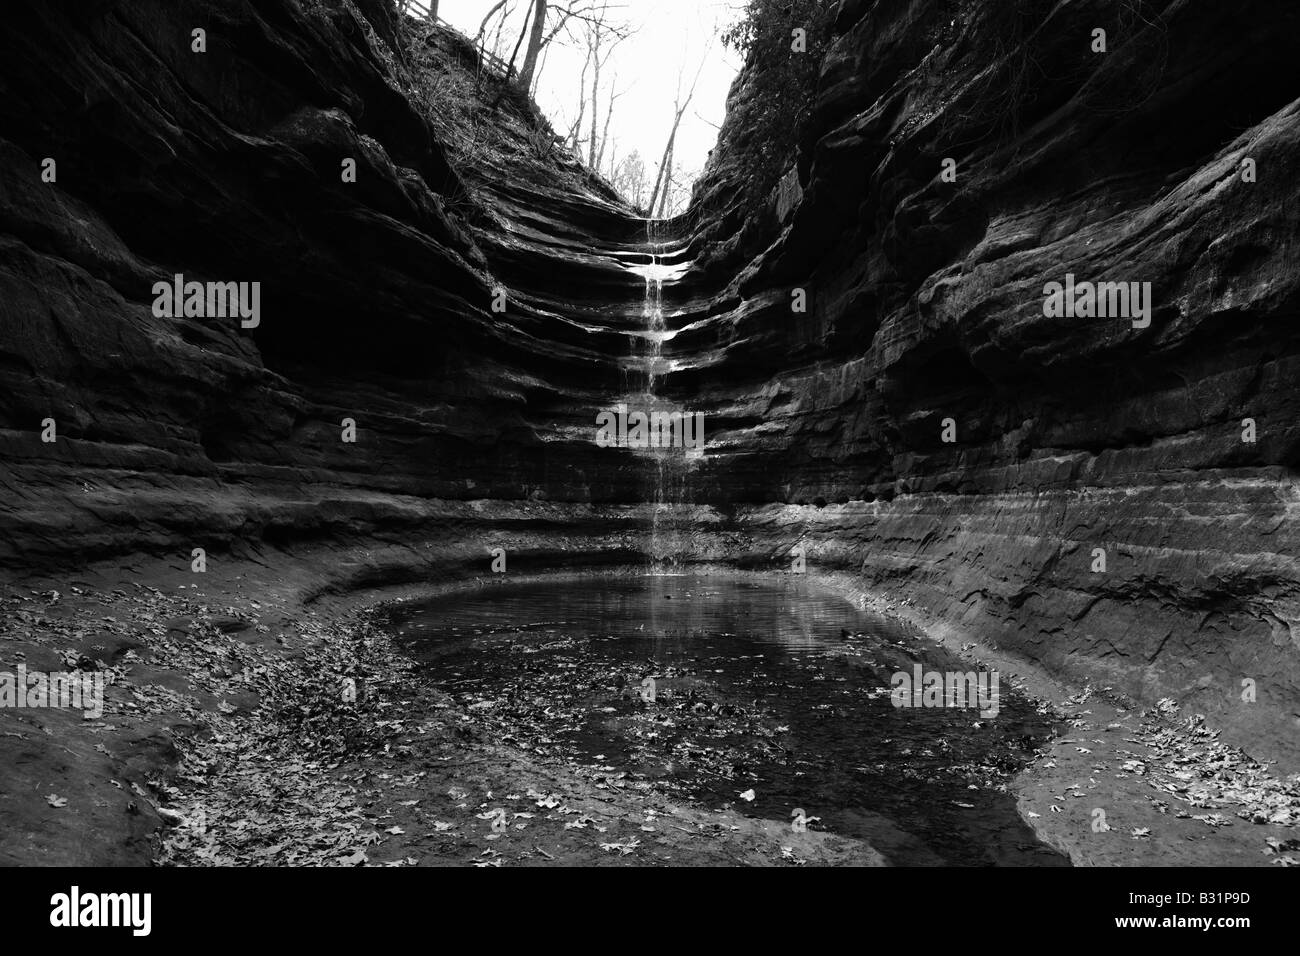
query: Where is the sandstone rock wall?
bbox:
[0,0,649,567]
[674,0,1300,762]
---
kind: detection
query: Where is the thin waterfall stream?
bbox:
[626,218,695,566]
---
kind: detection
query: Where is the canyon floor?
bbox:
[3,547,1296,868]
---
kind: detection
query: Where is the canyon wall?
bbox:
[0,0,651,572]
[674,0,1300,762]
[2,0,1298,765]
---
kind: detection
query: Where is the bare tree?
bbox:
[486,1,633,175]
[511,2,630,92]
[594,74,626,172]
[587,26,601,168]
[604,134,619,179]
[517,0,548,90]
[475,0,510,45]
[488,2,518,58]
[653,155,698,218]
[566,42,592,154]
[655,144,674,217]
[531,36,552,97]
[647,43,711,216]
[584,21,629,168]
[613,150,647,209]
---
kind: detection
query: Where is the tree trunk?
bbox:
[655,145,674,218]
[568,98,586,153]
[517,0,548,90]
[587,34,601,168]
[568,45,591,153]
[596,78,616,172]
[503,1,530,76]
[531,41,551,96]
[647,121,680,216]
[427,0,439,20]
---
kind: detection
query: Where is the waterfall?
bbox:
[627,217,695,568]
[644,219,674,566]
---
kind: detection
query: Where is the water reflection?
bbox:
[393,572,1067,866]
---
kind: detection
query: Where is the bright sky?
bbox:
[436,1,742,187]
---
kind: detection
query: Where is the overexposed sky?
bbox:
[435,1,742,187]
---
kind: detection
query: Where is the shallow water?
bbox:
[392,572,1068,866]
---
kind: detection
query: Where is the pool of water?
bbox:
[390,571,1067,866]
